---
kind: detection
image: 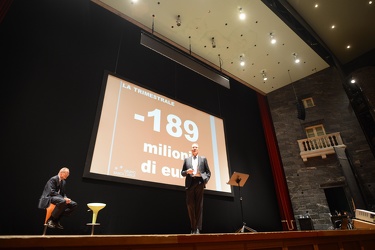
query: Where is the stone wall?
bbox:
[267,66,375,230]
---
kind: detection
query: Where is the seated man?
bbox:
[38,167,77,229]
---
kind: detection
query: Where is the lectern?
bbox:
[227,172,256,233]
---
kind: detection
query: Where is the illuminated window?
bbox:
[305,125,325,138]
[302,97,315,108]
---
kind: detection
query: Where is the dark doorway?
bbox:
[324,187,352,216]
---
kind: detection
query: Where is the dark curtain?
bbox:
[0,0,13,24]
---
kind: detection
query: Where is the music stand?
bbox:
[227,172,257,233]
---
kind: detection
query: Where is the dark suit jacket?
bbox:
[181,155,211,189]
[38,175,66,209]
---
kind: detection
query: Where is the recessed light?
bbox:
[346,45,351,49]
[369,1,373,5]
[314,4,319,8]
[331,25,335,29]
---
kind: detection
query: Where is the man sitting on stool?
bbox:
[38,167,77,229]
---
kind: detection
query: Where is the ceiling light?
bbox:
[351,78,356,84]
[347,45,351,49]
[292,53,300,63]
[369,1,373,5]
[331,25,335,29]
[261,70,267,81]
[270,33,276,44]
[315,4,319,8]
[211,37,216,48]
[131,0,138,4]
[176,15,181,26]
[239,8,246,20]
[240,55,245,66]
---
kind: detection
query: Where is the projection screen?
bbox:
[84,73,232,196]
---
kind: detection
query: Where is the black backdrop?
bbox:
[0,0,282,235]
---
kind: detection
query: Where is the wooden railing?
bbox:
[297,132,346,161]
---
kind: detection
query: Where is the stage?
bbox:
[1,229,375,250]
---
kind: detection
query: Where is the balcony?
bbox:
[297,132,346,162]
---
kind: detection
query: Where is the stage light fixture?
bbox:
[261,70,267,81]
[176,15,181,26]
[292,53,300,63]
[212,37,216,48]
[239,7,246,20]
[140,32,230,88]
[240,55,245,66]
[270,33,276,44]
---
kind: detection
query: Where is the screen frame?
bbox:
[83,71,233,197]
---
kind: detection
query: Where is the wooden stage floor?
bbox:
[1,229,375,250]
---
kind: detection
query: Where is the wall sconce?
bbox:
[211,37,216,48]
[240,55,245,66]
[261,70,268,81]
[239,7,246,20]
[176,15,181,26]
[292,52,300,63]
[270,33,276,44]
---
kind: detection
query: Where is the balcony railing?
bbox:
[297,132,346,162]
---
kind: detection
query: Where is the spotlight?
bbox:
[176,15,181,26]
[240,55,245,66]
[270,33,276,44]
[292,53,300,63]
[350,78,356,84]
[239,7,246,20]
[211,37,216,48]
[261,70,267,81]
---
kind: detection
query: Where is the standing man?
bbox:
[181,143,211,234]
[38,167,78,229]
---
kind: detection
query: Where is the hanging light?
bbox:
[211,37,216,48]
[240,55,245,66]
[270,33,276,44]
[292,53,300,63]
[176,15,181,26]
[239,7,246,20]
[261,70,267,81]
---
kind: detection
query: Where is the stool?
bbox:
[43,203,56,236]
[87,203,106,235]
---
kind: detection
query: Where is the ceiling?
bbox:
[92,0,375,95]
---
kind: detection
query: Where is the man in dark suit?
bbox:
[181,143,211,234]
[38,167,77,229]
